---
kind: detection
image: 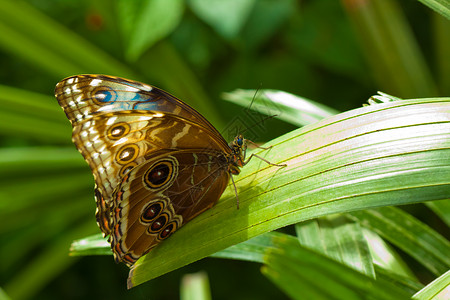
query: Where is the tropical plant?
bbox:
[0,1,448,299]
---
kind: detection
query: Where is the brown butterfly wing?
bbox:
[55,75,230,235]
[108,150,230,266]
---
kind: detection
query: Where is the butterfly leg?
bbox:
[243,153,287,167]
[243,139,287,167]
[229,174,240,210]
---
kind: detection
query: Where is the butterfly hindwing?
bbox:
[108,150,230,266]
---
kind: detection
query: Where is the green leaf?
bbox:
[365,92,403,106]
[180,272,212,300]
[417,0,450,20]
[127,98,450,288]
[0,110,69,143]
[0,1,136,78]
[69,230,426,295]
[362,228,416,279]
[211,231,297,263]
[290,1,365,78]
[0,85,71,143]
[1,198,91,270]
[375,266,424,295]
[0,84,65,123]
[70,234,111,257]
[342,0,437,97]
[222,89,339,126]
[0,147,86,178]
[215,231,422,294]
[0,288,11,300]
[349,207,450,276]
[295,217,375,277]
[412,270,450,300]
[188,0,256,39]
[261,236,412,300]
[427,199,450,227]
[3,221,97,300]
[240,0,295,49]
[117,0,185,61]
[433,9,450,95]
[0,171,92,216]
[70,231,295,261]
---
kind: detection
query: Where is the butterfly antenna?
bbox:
[241,113,278,135]
[246,83,262,112]
[241,86,279,135]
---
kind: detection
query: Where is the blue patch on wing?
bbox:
[95,89,117,103]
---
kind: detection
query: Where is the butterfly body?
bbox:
[55,75,245,266]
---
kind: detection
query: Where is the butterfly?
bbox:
[55,74,284,266]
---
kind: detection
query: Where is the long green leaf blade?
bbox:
[295,217,375,277]
[0,1,136,77]
[180,272,212,300]
[128,98,450,288]
[342,0,437,97]
[262,236,412,299]
[222,89,339,126]
[349,207,450,276]
[417,0,450,20]
[412,270,450,300]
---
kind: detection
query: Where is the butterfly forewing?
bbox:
[55,75,225,140]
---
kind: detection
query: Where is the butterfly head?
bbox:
[228,134,247,174]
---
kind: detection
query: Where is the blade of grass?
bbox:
[433,10,450,94]
[417,0,450,20]
[342,0,437,97]
[0,1,137,78]
[1,199,92,271]
[222,89,339,126]
[375,266,424,295]
[0,171,92,216]
[426,199,450,227]
[71,229,426,295]
[262,236,412,299]
[0,111,71,143]
[349,207,450,276]
[70,231,295,260]
[412,269,450,300]
[0,85,66,124]
[0,147,86,178]
[180,272,212,300]
[0,288,11,300]
[117,0,184,61]
[3,220,98,300]
[295,217,375,277]
[363,228,417,279]
[210,231,296,263]
[70,234,111,257]
[188,0,256,40]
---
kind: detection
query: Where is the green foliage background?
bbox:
[0,0,449,299]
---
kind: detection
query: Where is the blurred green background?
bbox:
[0,0,448,299]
